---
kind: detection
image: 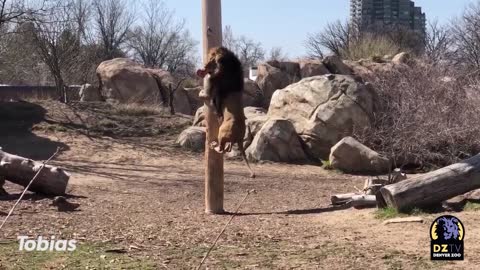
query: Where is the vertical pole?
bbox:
[202,0,224,214]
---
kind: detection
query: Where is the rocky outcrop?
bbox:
[243,79,266,107]
[268,74,377,159]
[322,55,353,75]
[96,58,197,115]
[97,58,166,103]
[255,61,301,103]
[247,119,308,162]
[329,137,390,174]
[299,59,330,78]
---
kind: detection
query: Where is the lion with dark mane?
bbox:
[197,46,255,178]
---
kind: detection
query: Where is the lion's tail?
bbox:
[238,141,255,178]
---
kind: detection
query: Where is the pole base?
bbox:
[205,208,225,215]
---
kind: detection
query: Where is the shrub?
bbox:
[355,62,480,168]
[342,34,402,61]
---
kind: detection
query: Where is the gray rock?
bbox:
[322,55,353,75]
[247,119,308,162]
[268,74,377,159]
[329,137,390,174]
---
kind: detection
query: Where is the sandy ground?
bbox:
[0,101,479,269]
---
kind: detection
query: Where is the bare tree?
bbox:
[423,20,452,64]
[222,25,236,51]
[221,25,265,70]
[93,0,133,60]
[0,0,48,33]
[128,0,197,75]
[236,36,265,69]
[72,0,91,43]
[267,46,288,61]
[30,1,80,102]
[451,2,480,70]
[305,20,355,58]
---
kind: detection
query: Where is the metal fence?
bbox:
[0,85,80,101]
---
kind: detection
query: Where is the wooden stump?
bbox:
[379,153,480,211]
[0,150,69,195]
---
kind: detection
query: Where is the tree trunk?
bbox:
[0,150,70,195]
[379,153,480,211]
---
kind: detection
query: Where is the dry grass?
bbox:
[355,62,480,168]
[111,103,167,117]
[343,34,402,61]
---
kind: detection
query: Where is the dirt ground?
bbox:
[0,100,479,269]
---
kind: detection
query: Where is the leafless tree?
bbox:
[305,20,356,58]
[71,0,91,43]
[267,46,288,61]
[0,0,48,34]
[93,0,133,60]
[451,2,480,70]
[222,25,236,51]
[128,0,197,75]
[423,20,452,64]
[30,0,80,102]
[222,25,265,70]
[236,36,265,69]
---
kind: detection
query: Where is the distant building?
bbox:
[350,0,426,35]
[249,67,258,81]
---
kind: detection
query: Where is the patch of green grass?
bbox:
[0,241,156,270]
[464,201,480,211]
[321,160,333,170]
[375,207,405,219]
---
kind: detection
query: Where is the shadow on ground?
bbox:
[0,100,69,159]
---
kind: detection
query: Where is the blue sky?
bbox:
[164,0,475,59]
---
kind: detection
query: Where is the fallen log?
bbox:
[331,193,357,205]
[0,149,69,195]
[379,153,480,211]
[351,195,377,209]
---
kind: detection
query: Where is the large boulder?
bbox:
[176,127,206,152]
[244,107,268,148]
[322,55,353,75]
[329,137,390,174]
[97,58,163,103]
[255,61,301,104]
[97,58,196,115]
[192,105,206,127]
[268,74,377,159]
[246,119,308,162]
[299,59,330,78]
[79,84,102,102]
[173,88,193,115]
[244,79,265,107]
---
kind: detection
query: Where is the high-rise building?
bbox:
[350,0,426,34]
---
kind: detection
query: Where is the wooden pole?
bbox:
[202,0,224,214]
